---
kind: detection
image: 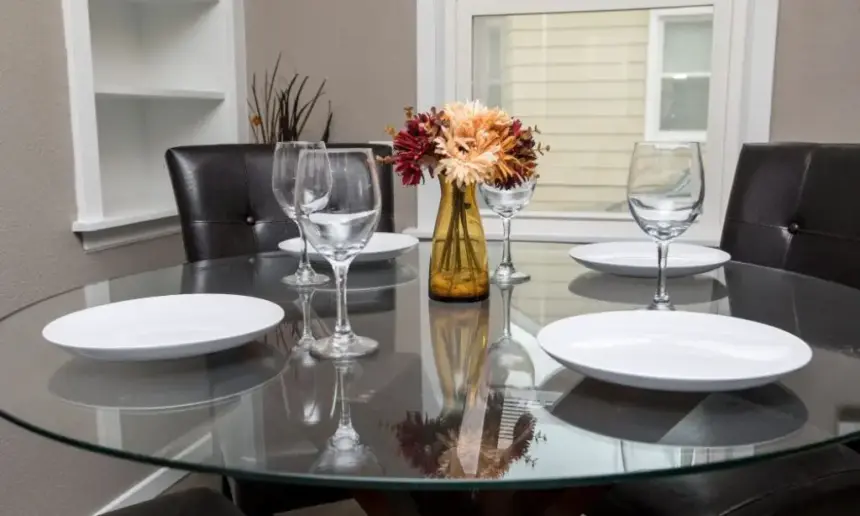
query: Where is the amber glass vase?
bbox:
[429,177,490,302]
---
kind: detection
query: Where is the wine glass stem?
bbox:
[500,286,512,339]
[333,362,358,442]
[298,225,311,271]
[501,217,513,267]
[655,241,670,305]
[300,290,313,341]
[332,263,352,338]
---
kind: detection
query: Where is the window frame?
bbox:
[411,0,779,245]
[645,6,715,143]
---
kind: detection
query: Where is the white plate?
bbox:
[569,242,731,278]
[43,294,285,361]
[537,311,812,392]
[279,232,419,264]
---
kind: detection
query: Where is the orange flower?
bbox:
[386,101,547,190]
[434,101,510,188]
[250,114,263,126]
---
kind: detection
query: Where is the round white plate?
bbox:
[537,311,812,392]
[569,242,731,278]
[43,294,285,361]
[279,232,419,264]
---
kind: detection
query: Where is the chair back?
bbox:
[166,143,394,262]
[721,143,860,289]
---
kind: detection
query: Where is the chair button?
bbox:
[788,222,800,234]
[246,216,255,225]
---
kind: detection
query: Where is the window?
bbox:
[645,8,714,142]
[414,0,779,244]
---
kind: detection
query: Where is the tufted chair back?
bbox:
[166,143,394,262]
[720,143,860,290]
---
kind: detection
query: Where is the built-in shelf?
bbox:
[73,208,178,233]
[95,86,226,101]
[62,0,246,250]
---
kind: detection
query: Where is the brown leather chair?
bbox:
[591,143,860,516]
[166,143,395,263]
[165,143,395,515]
[721,142,860,288]
[105,489,244,516]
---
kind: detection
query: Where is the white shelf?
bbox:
[95,86,225,101]
[73,208,178,233]
[62,0,246,250]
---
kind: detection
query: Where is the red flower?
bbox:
[383,108,445,186]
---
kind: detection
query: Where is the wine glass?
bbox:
[627,142,704,310]
[310,360,382,476]
[294,148,382,359]
[488,283,535,391]
[480,176,536,285]
[272,141,329,287]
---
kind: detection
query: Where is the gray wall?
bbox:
[771,0,860,141]
[245,0,418,230]
[0,0,185,514]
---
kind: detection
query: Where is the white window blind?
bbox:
[474,8,714,214]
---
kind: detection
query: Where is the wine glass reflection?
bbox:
[488,282,535,390]
[310,360,381,476]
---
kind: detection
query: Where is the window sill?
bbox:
[73,211,181,252]
[403,221,720,248]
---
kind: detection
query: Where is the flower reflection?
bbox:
[390,390,542,479]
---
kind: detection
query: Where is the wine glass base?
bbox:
[311,335,379,359]
[296,335,317,349]
[492,270,531,285]
[647,300,676,311]
[282,272,329,287]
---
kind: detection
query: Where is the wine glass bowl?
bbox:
[627,142,704,309]
[272,142,330,287]
[480,177,536,285]
[295,148,382,359]
[481,179,535,218]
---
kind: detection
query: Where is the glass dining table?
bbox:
[2,242,860,514]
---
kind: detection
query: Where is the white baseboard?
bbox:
[93,433,213,516]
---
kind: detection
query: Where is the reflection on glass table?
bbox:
[488,282,536,391]
[1,244,860,490]
[49,342,287,412]
[311,360,382,476]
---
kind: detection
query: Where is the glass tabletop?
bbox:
[2,242,860,490]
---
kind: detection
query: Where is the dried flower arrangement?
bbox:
[248,54,333,144]
[381,101,548,302]
[389,391,543,479]
[382,101,548,189]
